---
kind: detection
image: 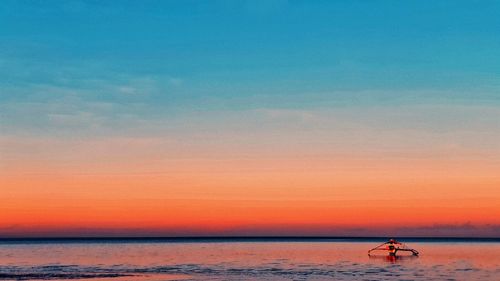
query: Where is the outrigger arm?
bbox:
[367,240,419,256]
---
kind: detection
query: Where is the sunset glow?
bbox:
[1,1,499,238]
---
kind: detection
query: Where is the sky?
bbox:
[1,0,499,238]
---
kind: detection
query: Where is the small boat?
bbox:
[368,239,419,256]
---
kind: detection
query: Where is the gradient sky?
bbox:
[1,0,499,238]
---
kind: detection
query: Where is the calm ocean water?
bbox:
[0,239,498,281]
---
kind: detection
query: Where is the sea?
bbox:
[0,238,498,281]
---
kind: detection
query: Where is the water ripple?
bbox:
[0,262,498,281]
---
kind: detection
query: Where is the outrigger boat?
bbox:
[368,239,419,256]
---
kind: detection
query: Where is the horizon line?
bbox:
[1,236,499,242]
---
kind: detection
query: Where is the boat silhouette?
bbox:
[368,239,419,257]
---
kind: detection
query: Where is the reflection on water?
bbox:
[368,254,420,264]
[0,240,498,280]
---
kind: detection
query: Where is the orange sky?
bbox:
[1,135,499,237]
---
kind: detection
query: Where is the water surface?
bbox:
[0,239,498,280]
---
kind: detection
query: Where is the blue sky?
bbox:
[1,0,499,160]
[0,0,499,147]
[2,1,499,109]
[0,0,498,144]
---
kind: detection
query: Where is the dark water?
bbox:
[0,239,498,280]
